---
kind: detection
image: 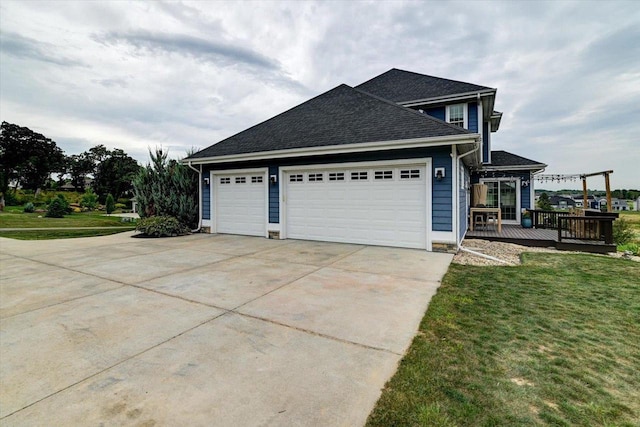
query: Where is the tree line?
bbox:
[1,121,140,203]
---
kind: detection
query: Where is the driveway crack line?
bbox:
[0,311,227,420]
[234,311,401,356]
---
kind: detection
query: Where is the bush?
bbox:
[23,202,35,213]
[132,148,198,229]
[3,192,19,206]
[45,197,67,218]
[105,193,115,214]
[58,194,72,214]
[618,243,639,255]
[613,218,635,245]
[135,215,190,237]
[117,198,131,208]
[81,188,99,210]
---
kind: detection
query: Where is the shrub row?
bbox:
[135,216,190,237]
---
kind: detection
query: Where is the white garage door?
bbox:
[214,172,266,236]
[285,163,428,249]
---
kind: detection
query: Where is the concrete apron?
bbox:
[0,234,452,426]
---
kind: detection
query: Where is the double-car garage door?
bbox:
[213,162,429,249]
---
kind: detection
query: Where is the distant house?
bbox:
[635,196,640,211]
[550,195,576,210]
[599,198,628,211]
[60,177,94,192]
[572,194,598,209]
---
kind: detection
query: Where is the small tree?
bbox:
[132,148,198,229]
[613,218,635,245]
[537,192,552,211]
[80,188,98,210]
[105,193,115,214]
[45,197,67,218]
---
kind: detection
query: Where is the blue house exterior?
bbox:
[185,69,545,251]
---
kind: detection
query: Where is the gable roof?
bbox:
[187,84,477,161]
[484,150,547,171]
[355,68,494,104]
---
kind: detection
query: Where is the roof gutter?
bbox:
[399,89,496,107]
[481,163,547,172]
[187,161,202,233]
[183,133,480,165]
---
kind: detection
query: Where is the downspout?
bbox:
[458,245,515,265]
[456,138,481,247]
[187,161,202,233]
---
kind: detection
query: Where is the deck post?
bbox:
[582,178,588,211]
[557,218,563,242]
[604,172,612,213]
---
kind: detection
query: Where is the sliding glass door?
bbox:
[482,179,520,222]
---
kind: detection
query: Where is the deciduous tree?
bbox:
[0,121,65,196]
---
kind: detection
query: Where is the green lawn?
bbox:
[367,253,640,427]
[0,206,135,239]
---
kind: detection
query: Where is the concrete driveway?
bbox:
[0,232,452,426]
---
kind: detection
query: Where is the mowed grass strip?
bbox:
[0,208,128,228]
[0,207,135,239]
[0,228,133,240]
[367,253,640,427]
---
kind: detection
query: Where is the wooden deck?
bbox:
[465,224,616,253]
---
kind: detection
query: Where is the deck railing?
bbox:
[557,216,615,244]
[529,209,569,229]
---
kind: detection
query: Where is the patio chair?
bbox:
[474,213,487,230]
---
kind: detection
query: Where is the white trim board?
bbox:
[184,134,479,165]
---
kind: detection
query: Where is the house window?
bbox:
[374,170,393,180]
[351,171,368,181]
[329,172,345,181]
[400,169,420,179]
[235,176,246,184]
[220,177,231,184]
[251,176,263,183]
[447,104,466,128]
[289,174,303,182]
[308,173,323,182]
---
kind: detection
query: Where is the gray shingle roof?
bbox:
[489,150,546,168]
[355,68,493,103]
[187,84,470,159]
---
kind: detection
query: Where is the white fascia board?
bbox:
[400,89,496,108]
[481,164,547,172]
[184,134,480,165]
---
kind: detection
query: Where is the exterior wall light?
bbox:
[435,167,445,181]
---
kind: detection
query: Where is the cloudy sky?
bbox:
[1,0,638,190]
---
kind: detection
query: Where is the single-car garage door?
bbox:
[285,163,428,249]
[213,172,267,236]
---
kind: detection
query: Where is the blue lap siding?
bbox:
[268,166,279,223]
[424,106,445,121]
[202,177,211,220]
[199,146,454,232]
[459,164,470,242]
[467,102,478,133]
[482,122,490,163]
